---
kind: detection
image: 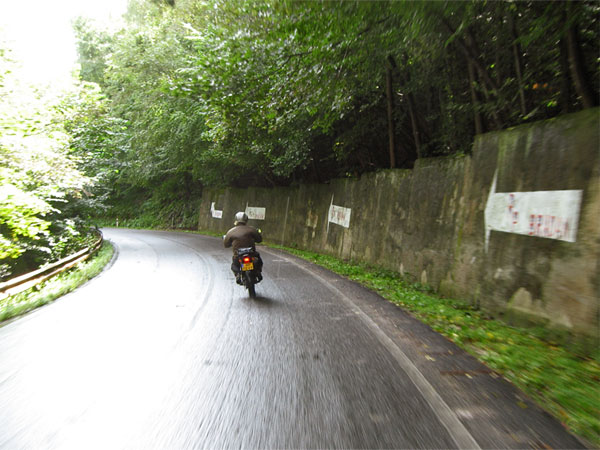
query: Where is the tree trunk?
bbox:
[466,56,502,130]
[406,95,421,159]
[440,17,503,130]
[559,36,572,113]
[310,157,322,184]
[463,27,500,93]
[468,60,484,135]
[400,54,421,159]
[441,18,499,94]
[385,64,396,169]
[566,7,598,108]
[508,12,527,116]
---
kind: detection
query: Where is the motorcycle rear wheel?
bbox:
[244,272,256,298]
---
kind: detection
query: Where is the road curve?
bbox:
[0,228,584,449]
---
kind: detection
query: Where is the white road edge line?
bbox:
[266,249,480,450]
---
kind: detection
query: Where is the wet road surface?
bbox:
[0,229,585,449]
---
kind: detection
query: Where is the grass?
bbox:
[272,245,600,447]
[0,241,114,323]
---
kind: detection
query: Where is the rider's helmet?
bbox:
[234,211,248,225]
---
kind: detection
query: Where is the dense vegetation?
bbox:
[1,0,598,278]
[72,0,598,226]
[0,45,98,280]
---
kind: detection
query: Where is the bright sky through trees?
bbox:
[1,1,127,275]
[0,0,128,84]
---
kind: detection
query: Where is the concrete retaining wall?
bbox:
[198,108,600,341]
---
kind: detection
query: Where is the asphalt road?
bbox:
[0,228,585,449]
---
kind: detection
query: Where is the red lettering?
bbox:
[555,218,563,239]
[507,194,519,230]
[529,214,535,235]
[543,215,550,237]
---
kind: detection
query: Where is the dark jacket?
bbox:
[223,224,262,254]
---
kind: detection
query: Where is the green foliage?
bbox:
[73,17,114,87]
[0,241,114,322]
[60,81,130,215]
[71,0,598,216]
[101,180,201,230]
[0,45,96,280]
[0,179,52,259]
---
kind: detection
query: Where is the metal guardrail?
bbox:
[0,229,104,300]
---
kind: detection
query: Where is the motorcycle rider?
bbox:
[223,212,263,284]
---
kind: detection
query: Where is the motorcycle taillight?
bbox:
[242,256,252,263]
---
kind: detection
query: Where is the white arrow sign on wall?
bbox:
[210,202,223,219]
[484,170,583,252]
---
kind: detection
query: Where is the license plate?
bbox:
[242,262,254,271]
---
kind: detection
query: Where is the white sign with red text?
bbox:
[245,206,266,220]
[328,204,352,228]
[485,171,582,251]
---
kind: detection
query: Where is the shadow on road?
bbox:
[248,295,277,307]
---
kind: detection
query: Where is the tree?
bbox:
[0,42,93,279]
[73,17,114,87]
[70,0,599,218]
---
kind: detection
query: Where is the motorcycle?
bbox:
[236,247,263,298]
